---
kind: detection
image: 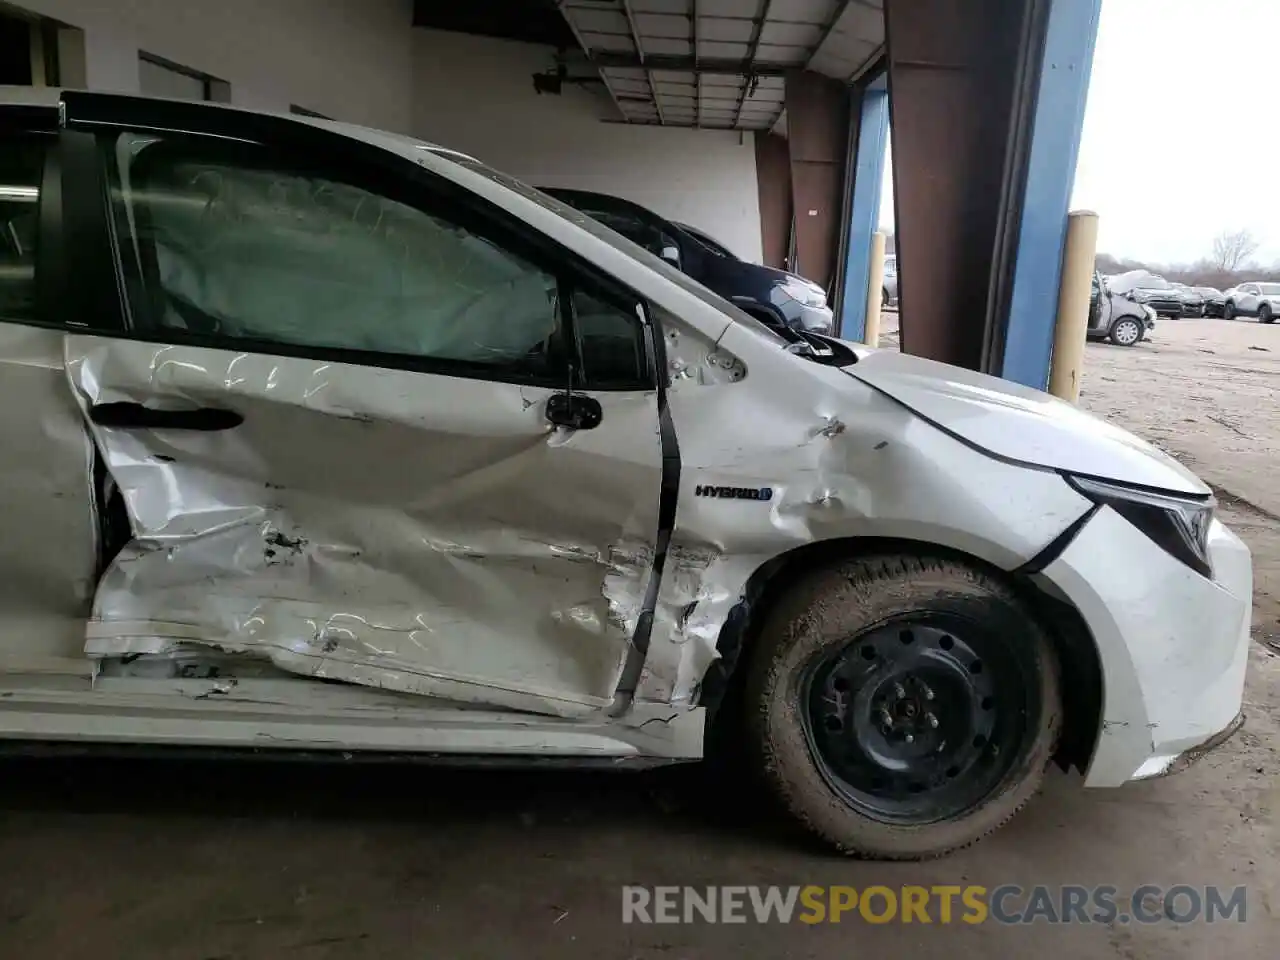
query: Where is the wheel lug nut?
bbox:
[893,682,906,699]
[925,712,939,729]
[904,733,915,744]
[879,708,893,727]
[919,682,934,701]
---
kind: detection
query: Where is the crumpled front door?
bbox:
[67,334,663,717]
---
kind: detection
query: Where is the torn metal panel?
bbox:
[66,335,663,718]
[0,324,98,661]
[635,319,1096,706]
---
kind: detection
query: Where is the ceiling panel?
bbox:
[698,17,755,43]
[758,20,823,46]
[644,36,694,55]
[628,0,690,13]
[552,0,885,129]
[634,12,690,38]
[567,7,632,34]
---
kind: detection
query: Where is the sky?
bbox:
[878,0,1280,268]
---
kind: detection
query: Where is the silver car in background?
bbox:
[1223,281,1280,322]
[882,254,898,307]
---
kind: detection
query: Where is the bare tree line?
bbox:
[1096,228,1271,290]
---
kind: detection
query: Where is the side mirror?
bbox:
[660,244,681,268]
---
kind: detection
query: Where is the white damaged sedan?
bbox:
[0,89,1252,859]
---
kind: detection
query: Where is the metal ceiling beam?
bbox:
[693,0,701,127]
[554,0,629,121]
[621,0,664,125]
[581,51,790,75]
[734,0,774,128]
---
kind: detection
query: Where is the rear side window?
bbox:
[0,135,42,325]
[105,133,566,381]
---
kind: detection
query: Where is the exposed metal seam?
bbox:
[611,314,682,713]
[734,0,774,129]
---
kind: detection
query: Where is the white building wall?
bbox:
[5,5,762,263]
[411,31,764,264]
[11,0,414,133]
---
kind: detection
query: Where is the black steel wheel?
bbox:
[745,553,1061,860]
[801,618,1027,825]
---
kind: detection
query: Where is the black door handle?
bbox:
[545,393,603,430]
[89,402,244,431]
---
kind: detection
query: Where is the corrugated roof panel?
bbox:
[634,12,690,38]
[567,7,632,34]
[756,43,809,63]
[698,17,755,42]
[758,19,823,47]
[764,0,839,24]
[644,36,694,55]
[628,0,690,14]
[580,31,636,51]
[697,39,752,59]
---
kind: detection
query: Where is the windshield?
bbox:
[429,151,786,346]
[675,222,738,260]
[1260,283,1280,295]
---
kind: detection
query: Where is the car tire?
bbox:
[744,553,1061,860]
[1225,300,1237,320]
[1260,304,1274,324]
[882,288,890,309]
[1109,316,1143,346]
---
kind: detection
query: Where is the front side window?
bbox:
[105,133,570,380]
[0,134,42,325]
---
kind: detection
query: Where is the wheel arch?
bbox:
[699,535,1103,777]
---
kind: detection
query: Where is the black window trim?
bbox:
[60,91,659,393]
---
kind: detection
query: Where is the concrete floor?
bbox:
[1,316,1277,959]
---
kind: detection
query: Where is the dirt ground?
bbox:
[1,315,1277,959]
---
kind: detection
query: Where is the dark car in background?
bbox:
[1195,287,1226,317]
[542,187,833,334]
[1107,271,1184,319]
[1171,283,1204,317]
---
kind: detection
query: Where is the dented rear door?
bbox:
[61,94,665,717]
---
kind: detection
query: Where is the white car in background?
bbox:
[0,88,1253,860]
[1223,281,1280,323]
[882,253,898,307]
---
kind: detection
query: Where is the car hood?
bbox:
[842,349,1209,496]
[748,261,826,294]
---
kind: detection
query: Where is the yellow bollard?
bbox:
[1048,211,1100,403]
[863,231,886,348]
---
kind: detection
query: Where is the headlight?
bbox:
[1069,475,1214,577]
[780,277,827,308]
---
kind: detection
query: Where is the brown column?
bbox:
[784,70,850,291]
[754,133,792,271]
[886,0,1046,369]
